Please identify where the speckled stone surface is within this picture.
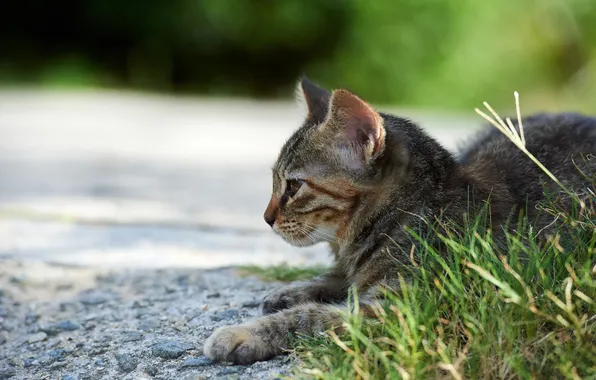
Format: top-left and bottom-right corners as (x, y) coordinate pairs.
(0, 261), (294, 380)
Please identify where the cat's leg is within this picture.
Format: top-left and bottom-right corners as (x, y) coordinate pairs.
(205, 301), (371, 364)
(261, 270), (346, 315)
(205, 278), (389, 364)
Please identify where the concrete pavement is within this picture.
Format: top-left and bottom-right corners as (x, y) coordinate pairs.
(0, 89), (481, 268)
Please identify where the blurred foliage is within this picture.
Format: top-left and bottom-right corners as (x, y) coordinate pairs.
(1, 0), (596, 110)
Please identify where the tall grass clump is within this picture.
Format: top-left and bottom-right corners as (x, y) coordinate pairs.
(293, 95), (596, 379)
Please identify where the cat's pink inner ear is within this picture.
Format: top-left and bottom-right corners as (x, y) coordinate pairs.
(328, 90), (385, 161)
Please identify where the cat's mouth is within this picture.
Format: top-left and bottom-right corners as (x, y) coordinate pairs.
(273, 222), (330, 247)
(274, 230), (313, 247)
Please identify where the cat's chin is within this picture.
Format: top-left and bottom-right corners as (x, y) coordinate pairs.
(279, 234), (319, 247)
(273, 224), (335, 247)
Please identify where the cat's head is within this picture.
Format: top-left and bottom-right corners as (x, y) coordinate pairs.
(264, 78), (392, 246)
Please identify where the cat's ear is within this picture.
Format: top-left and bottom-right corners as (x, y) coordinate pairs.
(324, 89), (386, 169)
(295, 77), (331, 121)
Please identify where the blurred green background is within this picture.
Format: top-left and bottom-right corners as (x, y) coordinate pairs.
(2, 0), (596, 111)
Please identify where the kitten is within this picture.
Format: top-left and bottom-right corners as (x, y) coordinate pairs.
(204, 78), (596, 364)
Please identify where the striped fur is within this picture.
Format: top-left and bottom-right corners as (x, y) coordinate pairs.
(204, 78), (596, 364)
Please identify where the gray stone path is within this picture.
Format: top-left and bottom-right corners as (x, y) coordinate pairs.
(0, 260), (293, 379)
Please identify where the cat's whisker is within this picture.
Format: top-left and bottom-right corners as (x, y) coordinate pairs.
(305, 232), (319, 245)
(294, 224), (324, 244)
(296, 225), (326, 245)
(287, 224), (319, 245)
(300, 223), (342, 243)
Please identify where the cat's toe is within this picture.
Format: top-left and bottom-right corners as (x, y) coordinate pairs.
(262, 286), (313, 314)
(262, 294), (292, 315)
(204, 325), (274, 365)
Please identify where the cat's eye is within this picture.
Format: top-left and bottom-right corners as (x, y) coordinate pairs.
(285, 179), (304, 197)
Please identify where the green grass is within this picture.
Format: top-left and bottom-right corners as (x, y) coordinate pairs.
(292, 200), (595, 379)
(238, 263), (328, 282)
(288, 99), (596, 379)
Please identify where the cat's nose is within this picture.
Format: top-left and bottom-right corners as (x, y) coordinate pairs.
(264, 214), (275, 227)
(263, 196), (280, 228)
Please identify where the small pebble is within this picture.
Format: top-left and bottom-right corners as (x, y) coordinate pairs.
(151, 340), (192, 359)
(84, 314), (100, 322)
(40, 320), (81, 335)
(27, 332), (47, 344)
(59, 302), (77, 312)
(131, 300), (152, 309)
(138, 319), (160, 331)
(121, 331), (143, 342)
(179, 373), (205, 380)
(84, 323), (96, 331)
(144, 365), (158, 376)
(88, 346), (108, 356)
(0, 332), (7, 345)
(164, 286), (176, 294)
(56, 320), (82, 331)
(211, 309), (239, 322)
(206, 292), (220, 299)
(9, 276), (25, 285)
(115, 353), (138, 373)
(219, 366), (246, 375)
(241, 300), (261, 308)
(80, 293), (109, 306)
(135, 309), (153, 318)
(25, 313), (39, 325)
(37, 349), (68, 365)
(176, 274), (190, 286)
(181, 356), (212, 368)
(49, 361), (68, 369)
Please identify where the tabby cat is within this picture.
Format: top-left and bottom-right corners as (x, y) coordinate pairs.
(204, 77), (596, 364)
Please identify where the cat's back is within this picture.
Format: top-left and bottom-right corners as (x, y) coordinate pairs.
(457, 112), (596, 202)
(459, 113), (596, 160)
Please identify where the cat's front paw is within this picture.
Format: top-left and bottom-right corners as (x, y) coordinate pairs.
(204, 324), (276, 364)
(262, 284), (314, 315)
